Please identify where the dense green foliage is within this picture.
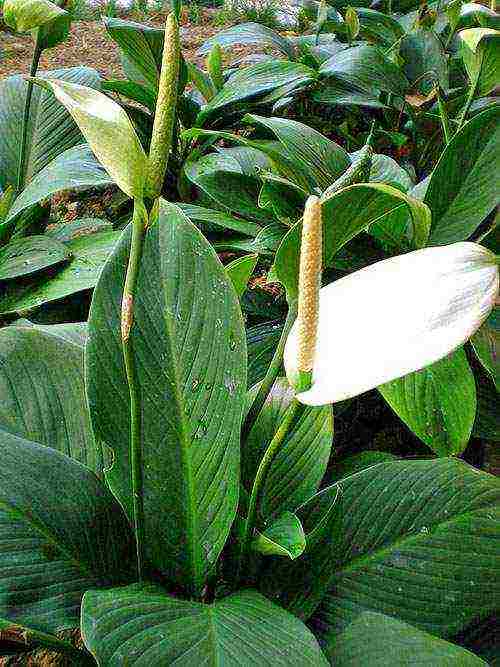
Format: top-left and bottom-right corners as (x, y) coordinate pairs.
(0, 0), (498, 663)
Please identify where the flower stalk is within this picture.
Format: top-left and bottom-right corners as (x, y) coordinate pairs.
(17, 36), (43, 192)
(121, 197), (148, 580)
(146, 12), (181, 199)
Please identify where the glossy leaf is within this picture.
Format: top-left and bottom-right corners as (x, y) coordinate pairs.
(285, 243), (498, 405)
(400, 31), (448, 94)
(460, 28), (500, 96)
(0, 67), (101, 192)
(273, 183), (431, 300)
(0, 325), (102, 471)
(328, 612), (487, 666)
(82, 586), (327, 666)
(0, 430), (134, 633)
(264, 458), (500, 631)
(247, 319), (284, 388)
(244, 114), (351, 191)
(327, 451), (398, 484)
(102, 79), (156, 112)
(3, 144), (112, 227)
(356, 7), (405, 46)
(244, 378), (333, 519)
(252, 512), (306, 559)
(0, 235), (70, 280)
(226, 254), (258, 297)
(177, 203), (260, 237)
(103, 17), (164, 92)
(198, 22), (294, 58)
(9, 318), (87, 347)
(0, 229), (120, 314)
(33, 78), (148, 198)
(3, 0), (66, 33)
(426, 106), (500, 244)
(86, 202), (246, 592)
(379, 347), (476, 456)
(198, 61), (317, 121)
(45, 217), (112, 243)
(471, 308), (499, 390)
(319, 44), (409, 97)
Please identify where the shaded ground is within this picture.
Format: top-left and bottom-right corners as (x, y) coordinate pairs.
(0, 8), (225, 79)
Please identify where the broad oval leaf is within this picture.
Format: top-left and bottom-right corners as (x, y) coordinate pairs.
(285, 243), (498, 405)
(426, 105), (500, 244)
(263, 458), (500, 636)
(0, 326), (102, 471)
(86, 201), (246, 593)
(0, 67), (101, 192)
(399, 31), (448, 94)
(33, 78), (148, 199)
(319, 44), (409, 97)
(0, 430), (134, 633)
(198, 61), (317, 122)
(4, 144), (113, 227)
(328, 612), (487, 666)
(244, 378), (333, 519)
(0, 229), (121, 315)
(247, 319), (284, 388)
(460, 28), (500, 96)
(244, 114), (351, 191)
(178, 203), (261, 237)
(0, 235), (70, 280)
(252, 511), (306, 559)
(81, 586), (327, 666)
(379, 347), (476, 456)
(198, 22), (294, 58)
(3, 0), (66, 33)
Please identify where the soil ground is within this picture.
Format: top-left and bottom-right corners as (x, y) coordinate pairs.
(0, 8), (227, 80)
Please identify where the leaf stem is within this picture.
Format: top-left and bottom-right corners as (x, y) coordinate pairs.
(456, 78), (477, 134)
(436, 85), (451, 145)
(241, 301), (297, 442)
(16, 38), (43, 192)
(121, 197), (148, 581)
(237, 398), (301, 583)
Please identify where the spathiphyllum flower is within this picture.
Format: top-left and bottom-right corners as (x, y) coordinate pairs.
(285, 242), (499, 406)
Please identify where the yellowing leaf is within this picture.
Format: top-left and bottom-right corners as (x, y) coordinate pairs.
(32, 79), (148, 199)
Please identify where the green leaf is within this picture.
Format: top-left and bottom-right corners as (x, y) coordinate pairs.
(273, 183), (430, 299)
(399, 30), (449, 94)
(177, 203), (261, 237)
(252, 512), (306, 559)
(0, 229), (120, 314)
(102, 79), (156, 112)
(225, 254), (258, 297)
(327, 451), (398, 483)
(2, 0), (66, 33)
(0, 67), (101, 192)
(328, 612), (488, 666)
(45, 216), (112, 243)
(313, 82), (387, 109)
(307, 458), (500, 637)
(198, 22), (294, 58)
(244, 378), (333, 519)
(86, 201), (247, 592)
(356, 7), (405, 47)
(9, 318), (87, 347)
(0, 325), (102, 471)
(367, 153), (413, 192)
(3, 145), (112, 227)
(319, 44), (409, 97)
(460, 28), (500, 96)
(82, 586), (327, 665)
(244, 114), (351, 191)
(0, 235), (70, 280)
(199, 61), (317, 122)
(187, 62), (216, 102)
(103, 17), (164, 93)
(473, 368), (499, 440)
(247, 319), (284, 388)
(471, 308), (499, 390)
(33, 78), (148, 199)
(0, 429), (134, 632)
(379, 347), (476, 456)
(426, 105), (500, 244)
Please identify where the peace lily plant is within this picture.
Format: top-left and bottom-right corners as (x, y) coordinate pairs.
(0, 7), (498, 666)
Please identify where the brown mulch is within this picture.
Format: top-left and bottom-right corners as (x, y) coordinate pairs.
(0, 8), (226, 80)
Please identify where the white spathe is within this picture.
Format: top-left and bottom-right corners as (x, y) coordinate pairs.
(284, 242), (499, 406)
